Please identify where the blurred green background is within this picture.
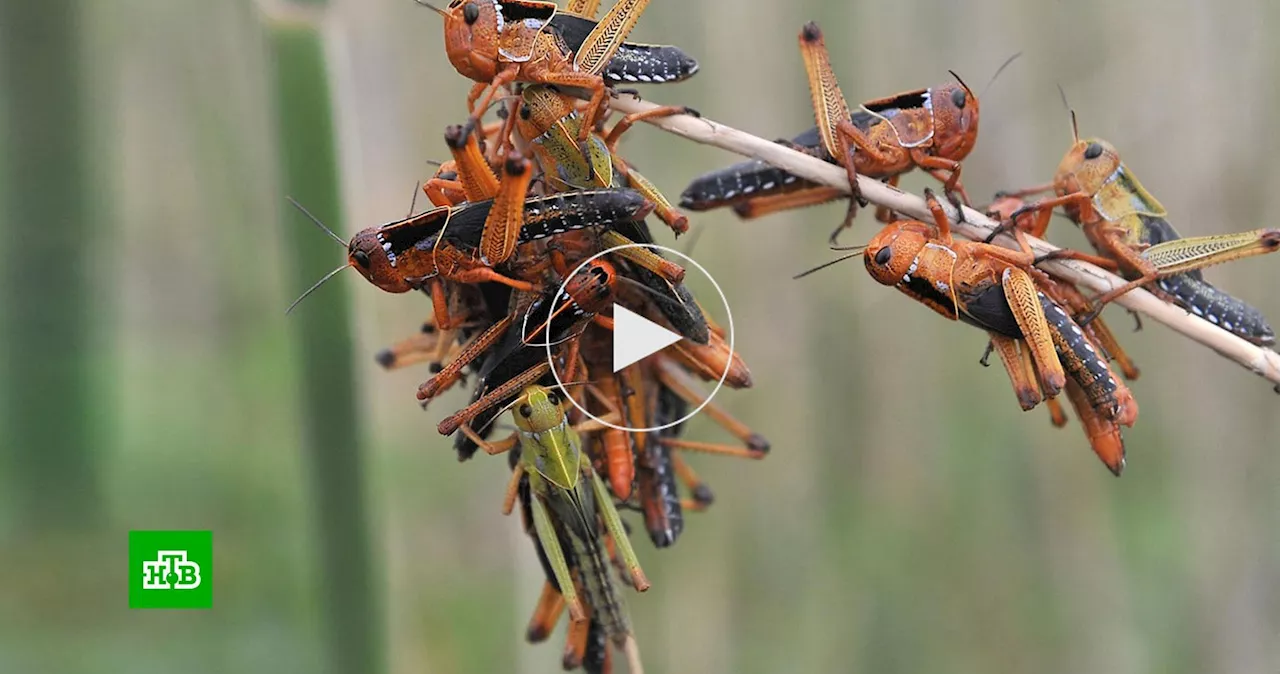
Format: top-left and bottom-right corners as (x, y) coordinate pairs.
(3, 1), (1280, 672)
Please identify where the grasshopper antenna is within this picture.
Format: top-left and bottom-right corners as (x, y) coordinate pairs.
(948, 70), (973, 98)
(980, 52), (1022, 99)
(286, 264), (349, 315)
(407, 181), (422, 217)
(1056, 84), (1079, 142)
(287, 196), (347, 248)
(793, 251), (864, 280)
(476, 394), (532, 434)
(413, 0), (449, 18)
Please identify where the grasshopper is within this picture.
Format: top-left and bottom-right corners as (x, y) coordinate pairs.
(682, 22), (996, 243)
(514, 82), (697, 235)
(993, 117), (1280, 344)
(476, 384), (647, 673)
(420, 0), (660, 145)
(863, 189), (1137, 474)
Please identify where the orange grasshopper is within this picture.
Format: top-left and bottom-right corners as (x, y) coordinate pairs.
(860, 189), (1137, 474)
(682, 22), (1008, 243)
(419, 0), (657, 147)
(298, 164), (655, 327)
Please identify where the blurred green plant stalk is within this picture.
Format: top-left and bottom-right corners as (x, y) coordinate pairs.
(0, 0), (102, 532)
(266, 4), (384, 673)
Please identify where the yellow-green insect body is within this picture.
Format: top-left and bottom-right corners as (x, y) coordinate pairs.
(518, 85), (615, 191)
(512, 385), (649, 653)
(1050, 136), (1277, 344)
(1089, 159), (1167, 236)
(515, 83), (687, 235)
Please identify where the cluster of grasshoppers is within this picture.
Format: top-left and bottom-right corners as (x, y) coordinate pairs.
(285, 5), (1280, 669)
(291, 1), (763, 671)
(684, 21), (1280, 477)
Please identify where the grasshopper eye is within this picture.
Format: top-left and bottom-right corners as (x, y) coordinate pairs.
(950, 88), (967, 109)
(874, 246), (893, 266)
(545, 391), (560, 406)
(519, 403), (533, 418)
(463, 3), (480, 24)
(1084, 142), (1103, 160)
(519, 104), (532, 120)
(352, 250), (372, 269)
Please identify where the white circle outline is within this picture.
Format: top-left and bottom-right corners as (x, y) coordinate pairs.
(545, 242), (735, 433)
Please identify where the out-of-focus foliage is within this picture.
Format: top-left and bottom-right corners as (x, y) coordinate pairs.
(2, 1), (1278, 673)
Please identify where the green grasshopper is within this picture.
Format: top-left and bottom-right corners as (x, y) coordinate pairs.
(515, 82), (695, 235)
(467, 384), (647, 673)
(989, 122), (1280, 344)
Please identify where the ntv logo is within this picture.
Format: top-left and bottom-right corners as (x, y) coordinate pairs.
(142, 550), (202, 590)
(129, 530), (213, 609)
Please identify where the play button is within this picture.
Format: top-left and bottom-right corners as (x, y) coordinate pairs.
(545, 242), (735, 433)
(612, 304), (684, 372)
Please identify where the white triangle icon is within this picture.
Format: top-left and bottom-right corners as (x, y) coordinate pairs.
(612, 304), (683, 373)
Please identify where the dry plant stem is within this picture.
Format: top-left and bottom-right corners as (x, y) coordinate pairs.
(608, 93), (1280, 388)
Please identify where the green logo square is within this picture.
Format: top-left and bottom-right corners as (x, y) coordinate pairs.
(129, 530), (213, 609)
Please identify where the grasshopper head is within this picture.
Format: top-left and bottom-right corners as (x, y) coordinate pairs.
(863, 220), (934, 288)
(516, 85), (576, 140)
(1054, 137), (1121, 200)
(514, 386), (581, 492)
(930, 79), (979, 161)
(431, 0), (500, 83)
(562, 259), (617, 315)
(347, 228), (415, 293)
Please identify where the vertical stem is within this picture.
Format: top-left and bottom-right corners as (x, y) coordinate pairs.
(267, 16), (383, 674)
(0, 0), (101, 530)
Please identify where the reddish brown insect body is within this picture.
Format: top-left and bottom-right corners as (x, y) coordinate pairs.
(681, 21), (983, 242)
(426, 0), (652, 147)
(863, 190), (1137, 474)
